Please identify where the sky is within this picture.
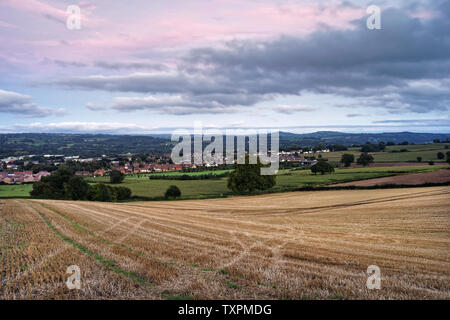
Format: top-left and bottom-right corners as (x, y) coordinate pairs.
(0, 0), (449, 134)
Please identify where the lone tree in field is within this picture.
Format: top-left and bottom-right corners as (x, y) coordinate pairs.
(227, 156), (276, 194)
(110, 170), (125, 184)
(340, 154), (355, 167)
(446, 151), (450, 163)
(165, 185), (181, 199)
(311, 160), (335, 175)
(357, 153), (374, 167)
(417, 156), (422, 162)
(437, 152), (445, 160)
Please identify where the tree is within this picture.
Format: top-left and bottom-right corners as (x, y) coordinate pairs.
(340, 154), (355, 167)
(446, 151), (450, 163)
(227, 157), (276, 194)
(417, 156), (422, 162)
(311, 161), (335, 175)
(30, 165), (88, 200)
(165, 185), (181, 199)
(357, 153), (374, 166)
(437, 152), (445, 160)
(110, 170), (124, 184)
(64, 176), (89, 200)
(360, 142), (385, 153)
(38, 166), (74, 199)
(30, 181), (54, 199)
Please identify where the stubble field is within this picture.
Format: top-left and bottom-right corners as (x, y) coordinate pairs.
(1, 187), (449, 300)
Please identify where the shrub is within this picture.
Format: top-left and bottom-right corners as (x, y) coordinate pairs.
(437, 152), (445, 160)
(87, 183), (112, 202)
(165, 185), (181, 199)
(417, 156), (422, 162)
(115, 186), (132, 201)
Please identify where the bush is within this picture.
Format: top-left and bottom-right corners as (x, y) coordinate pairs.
(87, 183), (112, 202)
(437, 152), (445, 160)
(110, 170), (125, 184)
(165, 185), (181, 199)
(428, 161), (435, 165)
(87, 183), (132, 202)
(311, 161), (335, 175)
(115, 186), (132, 201)
(417, 156), (422, 162)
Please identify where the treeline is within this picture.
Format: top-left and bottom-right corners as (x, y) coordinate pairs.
(30, 166), (132, 202)
(149, 172), (229, 180)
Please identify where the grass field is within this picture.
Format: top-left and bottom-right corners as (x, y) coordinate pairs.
(1, 165), (447, 199)
(322, 143), (449, 163)
(1, 187), (449, 299)
(86, 165), (446, 199)
(0, 184), (33, 198)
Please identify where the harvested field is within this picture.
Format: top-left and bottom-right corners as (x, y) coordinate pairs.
(333, 169), (450, 187)
(350, 162), (448, 167)
(1, 187), (449, 300)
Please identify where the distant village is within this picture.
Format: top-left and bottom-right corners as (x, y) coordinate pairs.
(0, 149), (323, 185)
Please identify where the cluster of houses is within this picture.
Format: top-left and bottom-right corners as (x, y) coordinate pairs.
(0, 171), (51, 185)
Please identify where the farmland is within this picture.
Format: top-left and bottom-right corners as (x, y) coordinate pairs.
(1, 187), (449, 299)
(0, 184), (33, 198)
(323, 143), (449, 163)
(80, 165), (448, 199)
(1, 165), (447, 199)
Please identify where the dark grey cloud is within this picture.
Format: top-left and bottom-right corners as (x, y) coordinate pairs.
(0, 89), (66, 117)
(373, 119), (450, 125)
(55, 1), (450, 114)
(86, 93), (267, 115)
(346, 113), (365, 118)
(94, 61), (169, 71)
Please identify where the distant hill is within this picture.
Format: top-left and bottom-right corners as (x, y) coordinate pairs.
(278, 131), (450, 148)
(0, 133), (172, 158)
(0, 131), (449, 158)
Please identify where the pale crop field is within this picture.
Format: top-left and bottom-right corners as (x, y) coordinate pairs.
(1, 187), (449, 300)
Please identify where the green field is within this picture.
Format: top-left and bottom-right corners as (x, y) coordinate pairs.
(1, 163), (448, 200)
(84, 165), (446, 200)
(0, 184), (33, 198)
(143, 169), (233, 177)
(322, 143), (449, 163)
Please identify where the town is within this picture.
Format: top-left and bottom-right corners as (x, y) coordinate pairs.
(0, 149), (321, 184)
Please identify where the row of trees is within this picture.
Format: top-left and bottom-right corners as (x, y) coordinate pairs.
(340, 153), (374, 167)
(149, 172), (229, 180)
(30, 166), (132, 201)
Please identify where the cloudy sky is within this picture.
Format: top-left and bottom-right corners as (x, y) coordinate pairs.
(0, 0), (449, 134)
